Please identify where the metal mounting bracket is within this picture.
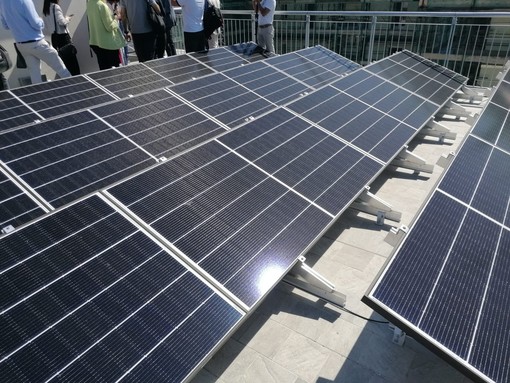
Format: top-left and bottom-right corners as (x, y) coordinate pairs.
(350, 186), (402, 225)
(284, 256), (346, 307)
(391, 147), (434, 174)
(437, 151), (455, 168)
(384, 225), (409, 247)
(419, 119), (457, 143)
(436, 100), (470, 119)
(389, 324), (406, 346)
(451, 86), (485, 104)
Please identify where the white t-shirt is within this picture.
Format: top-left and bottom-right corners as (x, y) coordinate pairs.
(177, 0), (205, 32)
(258, 0), (275, 25)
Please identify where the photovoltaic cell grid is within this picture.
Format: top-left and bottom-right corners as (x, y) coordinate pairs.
(92, 88), (227, 159)
(0, 47), (358, 227)
(189, 47), (250, 71)
(0, 168), (47, 230)
(169, 73), (276, 127)
(0, 48), (462, 382)
(288, 50), (466, 163)
(363, 65), (510, 383)
(0, 75), (117, 133)
(0, 195), (243, 383)
(86, 63), (173, 99)
(0, 111), (156, 209)
(107, 134), (334, 309)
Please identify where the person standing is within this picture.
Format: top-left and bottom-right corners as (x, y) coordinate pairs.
(207, 0), (221, 49)
(42, 0), (80, 75)
(253, 0), (275, 54)
(160, 0), (177, 56)
(171, 0), (206, 53)
(87, 0), (126, 70)
(0, 0), (71, 85)
(120, 0), (160, 62)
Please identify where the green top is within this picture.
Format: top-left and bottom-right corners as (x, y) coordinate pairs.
(87, 0), (125, 50)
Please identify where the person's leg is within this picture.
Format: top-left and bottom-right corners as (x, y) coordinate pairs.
(155, 32), (166, 59)
(257, 29), (267, 51)
(265, 26), (275, 53)
(15, 43), (43, 84)
(92, 45), (121, 70)
(32, 39), (71, 79)
(184, 31), (206, 53)
(132, 32), (157, 62)
(165, 28), (176, 56)
(209, 31), (219, 49)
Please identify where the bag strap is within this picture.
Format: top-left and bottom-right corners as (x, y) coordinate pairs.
(53, 5), (57, 34)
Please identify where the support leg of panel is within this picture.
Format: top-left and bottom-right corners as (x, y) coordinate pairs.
(436, 151), (456, 169)
(418, 119), (457, 143)
(436, 100), (471, 120)
(451, 86), (485, 104)
(349, 186), (402, 225)
(391, 147), (434, 174)
(284, 256), (346, 307)
(389, 324), (406, 346)
(384, 225), (409, 247)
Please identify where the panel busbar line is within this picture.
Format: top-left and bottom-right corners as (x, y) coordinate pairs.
(0, 194), (243, 383)
(363, 65), (510, 383)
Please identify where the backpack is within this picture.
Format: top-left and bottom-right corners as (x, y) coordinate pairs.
(203, 0), (223, 40)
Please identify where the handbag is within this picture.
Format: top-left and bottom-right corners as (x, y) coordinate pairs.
(0, 44), (12, 73)
(147, 0), (165, 33)
(51, 5), (80, 75)
(13, 43), (27, 69)
(51, 6), (73, 49)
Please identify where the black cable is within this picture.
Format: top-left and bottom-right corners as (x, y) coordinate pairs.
(337, 306), (389, 324)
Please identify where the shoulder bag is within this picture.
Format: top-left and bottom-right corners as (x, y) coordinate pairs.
(147, 0), (166, 33)
(0, 44), (12, 73)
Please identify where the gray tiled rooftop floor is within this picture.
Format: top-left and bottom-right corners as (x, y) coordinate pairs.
(192, 104), (481, 383)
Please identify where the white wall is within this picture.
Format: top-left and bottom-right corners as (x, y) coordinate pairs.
(0, 0), (98, 88)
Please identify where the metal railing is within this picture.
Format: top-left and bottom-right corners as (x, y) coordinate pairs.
(173, 10), (510, 87)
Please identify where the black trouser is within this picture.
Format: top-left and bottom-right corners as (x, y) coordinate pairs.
(132, 31), (157, 62)
(184, 30), (206, 53)
(91, 45), (120, 70)
(165, 28), (176, 56)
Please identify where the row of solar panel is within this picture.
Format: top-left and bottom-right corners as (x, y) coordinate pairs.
(0, 44), (357, 132)
(0, 49), (466, 382)
(364, 67), (510, 382)
(0, 45), (360, 230)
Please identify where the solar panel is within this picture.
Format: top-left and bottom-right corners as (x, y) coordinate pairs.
(10, 76), (116, 119)
(92, 89), (227, 159)
(363, 65), (510, 383)
(106, 137), (334, 309)
(0, 194), (243, 382)
(288, 51), (466, 163)
(0, 90), (42, 132)
(86, 64), (172, 99)
(169, 73), (275, 127)
(223, 61), (312, 105)
(0, 168), (47, 230)
(143, 54), (214, 83)
(266, 52), (342, 89)
(0, 111), (156, 208)
(0, 47), (463, 382)
(189, 47), (249, 71)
